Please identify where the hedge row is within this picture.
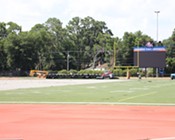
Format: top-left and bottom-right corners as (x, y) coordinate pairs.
(49, 68), (142, 77)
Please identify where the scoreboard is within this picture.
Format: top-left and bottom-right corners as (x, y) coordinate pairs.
(133, 46), (166, 68)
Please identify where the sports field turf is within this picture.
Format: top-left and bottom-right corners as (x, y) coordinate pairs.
(0, 79), (175, 105)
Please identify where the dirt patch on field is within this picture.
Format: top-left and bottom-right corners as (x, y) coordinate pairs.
(0, 77), (124, 91)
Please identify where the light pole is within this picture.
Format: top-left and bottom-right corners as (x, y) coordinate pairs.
(155, 11), (160, 43)
(155, 11), (160, 77)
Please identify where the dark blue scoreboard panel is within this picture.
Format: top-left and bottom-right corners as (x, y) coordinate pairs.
(133, 47), (166, 68)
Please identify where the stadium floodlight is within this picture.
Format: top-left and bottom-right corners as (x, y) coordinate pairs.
(155, 11), (160, 77)
(155, 11), (160, 42)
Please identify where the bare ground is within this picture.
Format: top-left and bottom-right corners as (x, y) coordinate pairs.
(0, 77), (123, 91)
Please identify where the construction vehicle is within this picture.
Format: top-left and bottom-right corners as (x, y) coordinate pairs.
(29, 70), (48, 78)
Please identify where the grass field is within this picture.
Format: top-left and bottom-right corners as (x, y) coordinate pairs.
(0, 79), (175, 105)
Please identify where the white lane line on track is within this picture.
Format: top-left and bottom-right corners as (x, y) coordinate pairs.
(0, 101), (175, 106)
(150, 137), (175, 140)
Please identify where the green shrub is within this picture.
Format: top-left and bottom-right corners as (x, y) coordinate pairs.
(77, 69), (103, 75)
(58, 69), (69, 75)
(129, 68), (138, 76)
(112, 69), (123, 76)
(69, 69), (78, 74)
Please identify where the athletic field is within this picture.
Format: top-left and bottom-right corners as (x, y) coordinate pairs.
(0, 78), (175, 140)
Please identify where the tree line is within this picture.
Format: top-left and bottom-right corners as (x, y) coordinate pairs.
(0, 16), (175, 75)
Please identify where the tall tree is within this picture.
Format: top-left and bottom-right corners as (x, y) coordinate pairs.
(0, 22), (7, 39)
(163, 29), (175, 73)
(44, 18), (67, 70)
(29, 24), (52, 70)
(120, 32), (136, 65)
(66, 16), (113, 70)
(66, 17), (83, 70)
(3, 22), (22, 70)
(0, 22), (7, 70)
(6, 22), (21, 34)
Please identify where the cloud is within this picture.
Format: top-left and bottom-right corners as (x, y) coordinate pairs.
(0, 0), (175, 40)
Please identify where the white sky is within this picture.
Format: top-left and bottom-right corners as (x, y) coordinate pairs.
(0, 0), (174, 41)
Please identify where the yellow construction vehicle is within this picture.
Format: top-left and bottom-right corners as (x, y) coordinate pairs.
(29, 70), (48, 78)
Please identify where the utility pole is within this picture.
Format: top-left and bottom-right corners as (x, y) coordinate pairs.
(113, 41), (117, 67)
(67, 51), (70, 71)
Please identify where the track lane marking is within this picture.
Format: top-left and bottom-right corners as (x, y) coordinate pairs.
(0, 101), (175, 106)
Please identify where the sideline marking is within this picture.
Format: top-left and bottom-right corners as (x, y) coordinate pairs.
(118, 92), (157, 102)
(0, 101), (175, 106)
(150, 137), (175, 140)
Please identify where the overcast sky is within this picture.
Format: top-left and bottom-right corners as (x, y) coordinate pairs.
(0, 0), (174, 41)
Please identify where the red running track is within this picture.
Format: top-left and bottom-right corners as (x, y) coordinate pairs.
(0, 104), (175, 140)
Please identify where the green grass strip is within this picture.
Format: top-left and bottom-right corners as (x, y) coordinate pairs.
(0, 79), (175, 104)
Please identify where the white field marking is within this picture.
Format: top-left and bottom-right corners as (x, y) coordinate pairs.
(0, 101), (175, 106)
(110, 86), (149, 94)
(118, 92), (157, 102)
(110, 90), (134, 93)
(86, 86), (97, 89)
(129, 87), (149, 91)
(150, 137), (175, 140)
